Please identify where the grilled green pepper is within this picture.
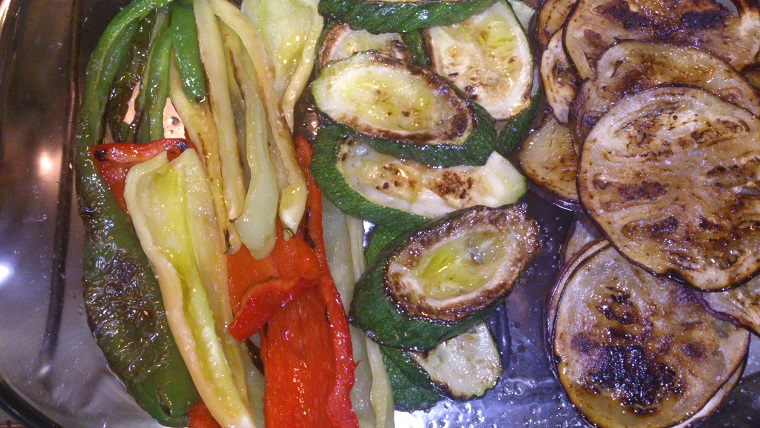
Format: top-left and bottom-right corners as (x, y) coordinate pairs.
(75, 0), (198, 425)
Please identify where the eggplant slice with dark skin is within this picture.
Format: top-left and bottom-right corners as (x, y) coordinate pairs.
(540, 30), (581, 125)
(578, 86), (760, 291)
(699, 276), (760, 336)
(564, 0), (760, 80)
(551, 241), (750, 428)
(570, 40), (760, 147)
(535, 0), (578, 49)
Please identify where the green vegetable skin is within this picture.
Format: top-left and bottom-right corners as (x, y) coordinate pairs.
(318, 0), (496, 33)
(75, 0), (198, 425)
(380, 346), (443, 412)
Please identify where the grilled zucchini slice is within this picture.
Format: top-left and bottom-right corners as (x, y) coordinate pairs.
(570, 41), (760, 146)
(380, 345), (443, 412)
(516, 115), (579, 208)
(311, 50), (497, 166)
(540, 30), (580, 125)
(578, 86), (760, 291)
(350, 205), (539, 350)
(312, 125), (525, 221)
(564, 0), (760, 80)
(423, 0), (534, 122)
(317, 21), (411, 69)
(551, 241), (749, 428)
(318, 0), (495, 34)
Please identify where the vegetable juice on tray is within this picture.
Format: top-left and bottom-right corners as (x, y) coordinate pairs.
(73, 0), (760, 426)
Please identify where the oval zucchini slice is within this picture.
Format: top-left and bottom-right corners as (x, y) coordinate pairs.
(551, 241), (750, 428)
(578, 86), (760, 291)
(516, 115), (579, 208)
(350, 204), (539, 350)
(410, 322), (502, 400)
(318, 0), (495, 34)
(423, 0), (534, 122)
(311, 50), (496, 166)
(564, 0), (760, 80)
(317, 22), (411, 70)
(570, 41), (760, 146)
(314, 128), (526, 220)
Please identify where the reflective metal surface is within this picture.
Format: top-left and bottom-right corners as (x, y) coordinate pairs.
(0, 1), (759, 427)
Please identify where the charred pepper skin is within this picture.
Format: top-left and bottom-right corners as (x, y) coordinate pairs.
(75, 0), (198, 425)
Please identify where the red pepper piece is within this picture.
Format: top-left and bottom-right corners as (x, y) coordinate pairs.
(90, 139), (193, 212)
(186, 399), (222, 428)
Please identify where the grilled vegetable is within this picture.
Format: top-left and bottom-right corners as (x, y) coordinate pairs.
(317, 21), (411, 69)
(564, 0), (760, 80)
(318, 0), (495, 34)
(75, 1), (199, 424)
(350, 205), (539, 350)
(578, 86), (760, 291)
(410, 322), (502, 400)
(534, 0), (576, 48)
(516, 115), (579, 209)
(551, 241), (750, 428)
(311, 125), (526, 226)
(423, 0), (534, 122)
(311, 50), (497, 166)
(380, 345), (443, 411)
(539, 30), (580, 125)
(493, 69), (540, 156)
(570, 41), (760, 146)
(699, 277), (760, 336)
(560, 214), (601, 264)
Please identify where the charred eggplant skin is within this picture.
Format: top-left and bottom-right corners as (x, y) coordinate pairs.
(318, 0), (496, 34)
(75, 0), (198, 425)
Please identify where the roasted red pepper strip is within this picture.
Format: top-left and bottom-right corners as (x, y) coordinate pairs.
(186, 399), (222, 428)
(90, 138), (192, 211)
(228, 137), (358, 428)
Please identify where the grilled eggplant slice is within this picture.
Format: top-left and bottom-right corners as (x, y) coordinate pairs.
(317, 22), (411, 69)
(540, 30), (581, 125)
(743, 64), (760, 90)
(570, 41), (760, 146)
(535, 0), (577, 48)
(564, 0), (760, 80)
(561, 215), (602, 264)
(350, 205), (540, 350)
(700, 277), (760, 336)
(578, 86), (760, 291)
(552, 241), (750, 428)
(423, 0), (534, 122)
(311, 50), (497, 166)
(517, 115), (579, 208)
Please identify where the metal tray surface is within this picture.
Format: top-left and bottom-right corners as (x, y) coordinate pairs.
(0, 0), (759, 426)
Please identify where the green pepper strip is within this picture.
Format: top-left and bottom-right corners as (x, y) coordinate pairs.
(106, 12), (154, 143)
(135, 10), (174, 143)
(75, 0), (199, 425)
(171, 1), (207, 102)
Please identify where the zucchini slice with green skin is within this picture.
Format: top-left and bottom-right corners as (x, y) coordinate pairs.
(350, 204), (539, 350)
(317, 21), (411, 70)
(380, 345), (443, 411)
(494, 70), (539, 157)
(423, 0), (533, 122)
(410, 322), (502, 400)
(312, 125), (526, 222)
(318, 0), (496, 34)
(311, 50), (497, 166)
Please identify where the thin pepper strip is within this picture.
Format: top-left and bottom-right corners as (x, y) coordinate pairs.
(74, 0), (198, 425)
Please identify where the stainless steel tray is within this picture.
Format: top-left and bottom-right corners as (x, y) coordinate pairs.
(0, 0), (758, 426)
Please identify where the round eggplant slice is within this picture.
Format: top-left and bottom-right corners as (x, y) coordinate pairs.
(564, 0), (760, 80)
(570, 41), (760, 146)
(743, 64), (760, 90)
(578, 86), (760, 291)
(317, 22), (411, 70)
(552, 242), (750, 428)
(700, 276), (760, 335)
(535, 0), (578, 48)
(424, 0), (534, 121)
(540, 30), (581, 125)
(517, 115), (580, 207)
